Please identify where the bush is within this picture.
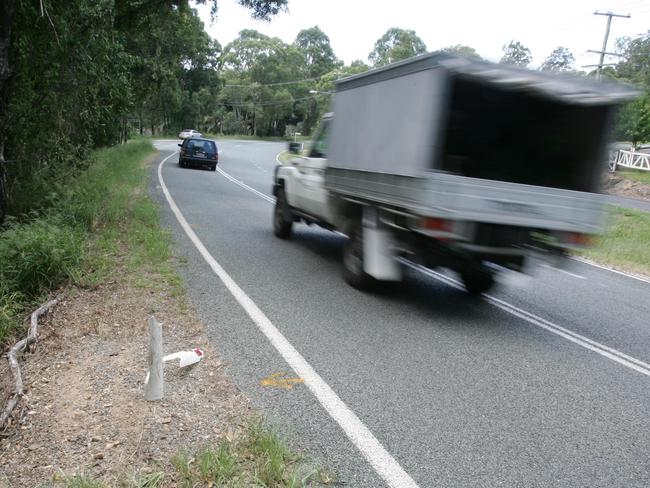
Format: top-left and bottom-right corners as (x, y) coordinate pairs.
(0, 140), (154, 345)
(0, 283), (25, 344)
(0, 216), (84, 297)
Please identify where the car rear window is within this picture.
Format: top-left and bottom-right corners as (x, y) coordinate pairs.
(186, 140), (216, 152)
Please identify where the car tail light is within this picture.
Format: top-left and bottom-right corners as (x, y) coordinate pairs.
(212, 154), (218, 161)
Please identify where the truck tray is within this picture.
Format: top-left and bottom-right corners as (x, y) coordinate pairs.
(325, 168), (605, 233)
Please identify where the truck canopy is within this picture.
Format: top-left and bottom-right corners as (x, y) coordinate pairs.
(329, 52), (637, 192)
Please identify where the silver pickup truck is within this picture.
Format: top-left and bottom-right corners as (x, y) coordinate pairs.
(273, 53), (637, 294)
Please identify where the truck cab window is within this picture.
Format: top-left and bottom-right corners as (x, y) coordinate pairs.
(310, 121), (330, 158)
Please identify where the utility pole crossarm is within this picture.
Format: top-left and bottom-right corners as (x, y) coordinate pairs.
(594, 11), (631, 19)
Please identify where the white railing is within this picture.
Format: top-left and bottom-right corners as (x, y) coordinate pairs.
(611, 149), (650, 172)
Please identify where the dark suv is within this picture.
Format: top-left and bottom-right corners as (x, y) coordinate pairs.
(178, 138), (218, 171)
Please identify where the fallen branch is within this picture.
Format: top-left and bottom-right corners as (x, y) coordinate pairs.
(0, 298), (59, 429)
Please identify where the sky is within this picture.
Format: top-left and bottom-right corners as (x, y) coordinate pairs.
(196, 0), (650, 69)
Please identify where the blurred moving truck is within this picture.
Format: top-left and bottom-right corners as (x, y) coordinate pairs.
(273, 53), (637, 294)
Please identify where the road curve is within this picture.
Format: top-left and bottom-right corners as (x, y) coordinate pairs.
(151, 139), (650, 488)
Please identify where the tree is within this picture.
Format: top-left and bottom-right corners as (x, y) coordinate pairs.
(440, 45), (483, 60)
(616, 31), (650, 87)
(368, 28), (427, 67)
(294, 26), (340, 78)
(613, 94), (650, 145)
(0, 0), (289, 218)
(612, 32), (650, 144)
(499, 40), (532, 68)
(541, 47), (575, 72)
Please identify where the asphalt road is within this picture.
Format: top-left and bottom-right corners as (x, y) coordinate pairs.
(151, 139), (650, 488)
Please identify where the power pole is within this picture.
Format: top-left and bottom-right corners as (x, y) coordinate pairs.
(587, 11), (630, 80)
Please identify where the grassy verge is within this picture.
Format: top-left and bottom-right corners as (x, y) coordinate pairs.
(55, 420), (330, 488)
(277, 150), (294, 164)
(0, 141), (156, 343)
(615, 169), (650, 185)
(579, 206), (650, 276)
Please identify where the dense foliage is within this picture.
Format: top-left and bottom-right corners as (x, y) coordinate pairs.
(609, 32), (650, 145)
(0, 0), (286, 218)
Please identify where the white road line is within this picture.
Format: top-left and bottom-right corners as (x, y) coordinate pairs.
(158, 152), (420, 488)
(216, 167), (274, 203)
(211, 152), (650, 379)
(571, 256), (650, 285)
(400, 260), (650, 378)
(540, 263), (586, 280)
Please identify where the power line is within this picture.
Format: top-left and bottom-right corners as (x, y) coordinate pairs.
(224, 76), (321, 88)
(219, 94), (319, 107)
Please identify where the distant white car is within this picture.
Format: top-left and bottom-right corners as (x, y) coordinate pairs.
(178, 129), (202, 140)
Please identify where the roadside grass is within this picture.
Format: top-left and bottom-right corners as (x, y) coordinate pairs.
(54, 420), (331, 488)
(0, 141), (155, 343)
(579, 206), (650, 276)
(277, 150), (294, 164)
(170, 419), (330, 488)
(277, 145), (312, 164)
(614, 169), (650, 185)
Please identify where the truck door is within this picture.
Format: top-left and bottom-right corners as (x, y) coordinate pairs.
(294, 120), (331, 220)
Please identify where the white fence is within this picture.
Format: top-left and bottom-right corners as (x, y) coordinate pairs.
(610, 149), (650, 172)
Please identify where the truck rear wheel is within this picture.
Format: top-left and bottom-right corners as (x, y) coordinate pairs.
(273, 188), (293, 239)
(460, 268), (495, 296)
(342, 225), (375, 290)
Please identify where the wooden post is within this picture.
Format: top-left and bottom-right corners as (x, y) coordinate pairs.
(144, 316), (163, 401)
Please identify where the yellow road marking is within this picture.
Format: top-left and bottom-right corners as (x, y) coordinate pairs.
(260, 372), (304, 390)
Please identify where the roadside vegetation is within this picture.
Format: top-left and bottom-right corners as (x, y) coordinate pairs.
(614, 169), (650, 185)
(0, 140), (156, 344)
(580, 206), (650, 276)
(54, 420), (329, 488)
(0, 140), (327, 486)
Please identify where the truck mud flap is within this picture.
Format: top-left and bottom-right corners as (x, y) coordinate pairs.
(362, 207), (402, 281)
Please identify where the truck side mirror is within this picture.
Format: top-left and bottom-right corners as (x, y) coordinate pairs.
(288, 142), (302, 154)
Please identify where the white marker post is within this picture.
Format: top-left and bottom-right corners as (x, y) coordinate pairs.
(144, 316), (163, 401)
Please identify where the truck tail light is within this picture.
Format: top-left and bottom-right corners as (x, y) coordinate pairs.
(564, 232), (592, 246)
(421, 217), (452, 232)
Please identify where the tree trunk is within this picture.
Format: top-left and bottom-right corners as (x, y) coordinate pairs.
(0, 0), (16, 161)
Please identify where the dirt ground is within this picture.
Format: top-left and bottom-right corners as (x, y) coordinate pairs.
(602, 172), (650, 201)
(0, 272), (252, 487)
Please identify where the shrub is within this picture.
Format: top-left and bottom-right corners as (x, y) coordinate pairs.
(0, 216), (84, 297)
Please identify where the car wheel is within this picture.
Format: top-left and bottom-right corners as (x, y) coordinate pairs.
(273, 188), (293, 239)
(460, 267), (495, 295)
(342, 223), (375, 290)
(210, 164), (216, 171)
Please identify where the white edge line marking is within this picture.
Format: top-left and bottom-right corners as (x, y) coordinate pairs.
(400, 260), (650, 378)
(539, 263), (586, 280)
(571, 256), (650, 285)
(211, 156), (650, 379)
(158, 152), (420, 488)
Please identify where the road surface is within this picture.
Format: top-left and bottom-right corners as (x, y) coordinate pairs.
(151, 139), (650, 488)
